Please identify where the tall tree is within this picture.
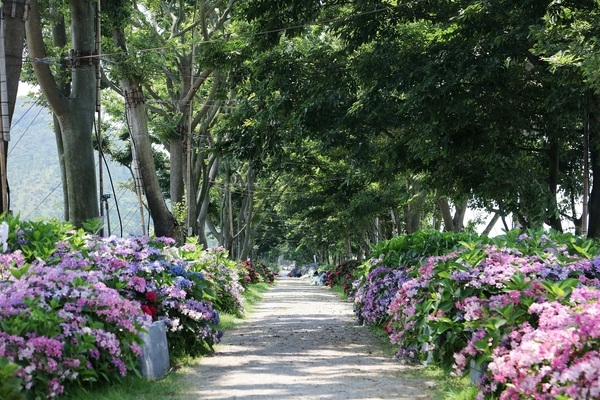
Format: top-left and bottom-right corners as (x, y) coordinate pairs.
(531, 0), (600, 237)
(25, 0), (99, 226)
(1, 0), (29, 213)
(103, 0), (178, 238)
(101, 0), (237, 244)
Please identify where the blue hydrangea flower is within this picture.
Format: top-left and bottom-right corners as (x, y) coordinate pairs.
(169, 265), (187, 277)
(188, 271), (205, 281)
(174, 276), (193, 289)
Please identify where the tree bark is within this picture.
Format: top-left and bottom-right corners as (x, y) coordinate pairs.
(123, 86), (177, 238)
(482, 212), (501, 236)
(1, 1), (29, 213)
(546, 136), (563, 232)
(452, 198), (468, 231)
(170, 132), (185, 208)
(238, 166), (255, 260)
(111, 27), (177, 238)
(587, 95), (600, 238)
(196, 155), (220, 248)
(50, 10), (69, 220)
(25, 0), (99, 227)
(437, 197), (455, 232)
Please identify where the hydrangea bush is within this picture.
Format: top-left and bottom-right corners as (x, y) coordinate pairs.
(0, 253), (151, 398)
(324, 260), (361, 295)
(352, 231), (479, 328)
(350, 229), (600, 399)
(0, 216), (250, 398)
(239, 260), (262, 286)
(483, 286), (600, 399)
(352, 261), (410, 325)
(388, 234), (600, 364)
(237, 260), (276, 287)
(82, 235), (226, 358)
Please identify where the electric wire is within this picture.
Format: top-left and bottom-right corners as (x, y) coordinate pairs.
(8, 104), (45, 156)
(94, 118), (126, 237)
(12, 5), (382, 231)
(21, 6), (392, 67)
(102, 141), (124, 237)
(23, 181), (61, 220)
(9, 99), (38, 129)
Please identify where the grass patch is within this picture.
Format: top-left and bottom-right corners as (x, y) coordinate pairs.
(63, 281), (273, 400)
(330, 284), (349, 300)
(217, 282), (271, 330)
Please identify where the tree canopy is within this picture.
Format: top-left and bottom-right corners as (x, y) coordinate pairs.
(12, 0), (600, 264)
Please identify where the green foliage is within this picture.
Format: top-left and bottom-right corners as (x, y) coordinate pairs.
(5, 215), (71, 262)
(368, 231), (488, 270)
(0, 357), (25, 400)
(82, 218), (104, 235)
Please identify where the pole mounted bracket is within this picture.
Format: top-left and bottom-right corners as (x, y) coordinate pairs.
(66, 49), (98, 69)
(1, 0), (31, 21)
(124, 87), (146, 107)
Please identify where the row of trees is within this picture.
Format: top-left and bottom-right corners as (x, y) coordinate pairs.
(3, 0), (600, 264)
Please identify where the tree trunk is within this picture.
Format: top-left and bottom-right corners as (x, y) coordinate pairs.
(482, 212), (501, 236)
(197, 156), (220, 248)
(238, 166), (255, 260)
(546, 136), (563, 232)
(1, 1), (29, 213)
(437, 197), (455, 231)
(111, 27), (177, 238)
(221, 167), (233, 253)
(25, 0), (99, 227)
(437, 197), (468, 232)
(123, 86), (177, 238)
(452, 198), (468, 231)
(50, 10), (69, 220)
(3, 2), (27, 119)
(587, 95), (600, 238)
(170, 136), (185, 208)
(403, 202), (421, 234)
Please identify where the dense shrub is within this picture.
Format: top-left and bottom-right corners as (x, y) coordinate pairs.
(352, 262), (410, 325)
(353, 231), (482, 327)
(257, 262), (276, 283)
(368, 230), (486, 270)
(324, 260), (361, 294)
(349, 229), (600, 398)
(0, 356), (24, 400)
(0, 216), (248, 398)
(0, 253), (151, 398)
(239, 260), (262, 286)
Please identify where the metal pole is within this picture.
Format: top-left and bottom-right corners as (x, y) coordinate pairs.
(101, 194), (111, 236)
(95, 0), (105, 234)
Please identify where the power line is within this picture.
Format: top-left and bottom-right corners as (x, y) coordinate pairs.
(9, 104), (46, 156)
(23, 181), (62, 220)
(10, 99), (39, 129)
(21, 6), (392, 67)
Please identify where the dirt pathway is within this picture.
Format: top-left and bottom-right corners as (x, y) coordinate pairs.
(173, 276), (438, 400)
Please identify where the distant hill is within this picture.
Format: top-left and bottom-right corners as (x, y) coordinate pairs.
(8, 96), (146, 236)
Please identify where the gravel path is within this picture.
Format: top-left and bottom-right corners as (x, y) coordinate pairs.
(173, 276), (438, 400)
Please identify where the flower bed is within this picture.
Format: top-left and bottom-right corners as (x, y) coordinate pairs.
(0, 216), (252, 399)
(349, 229), (600, 399)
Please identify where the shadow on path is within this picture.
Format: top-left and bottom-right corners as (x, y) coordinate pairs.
(172, 277), (437, 400)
